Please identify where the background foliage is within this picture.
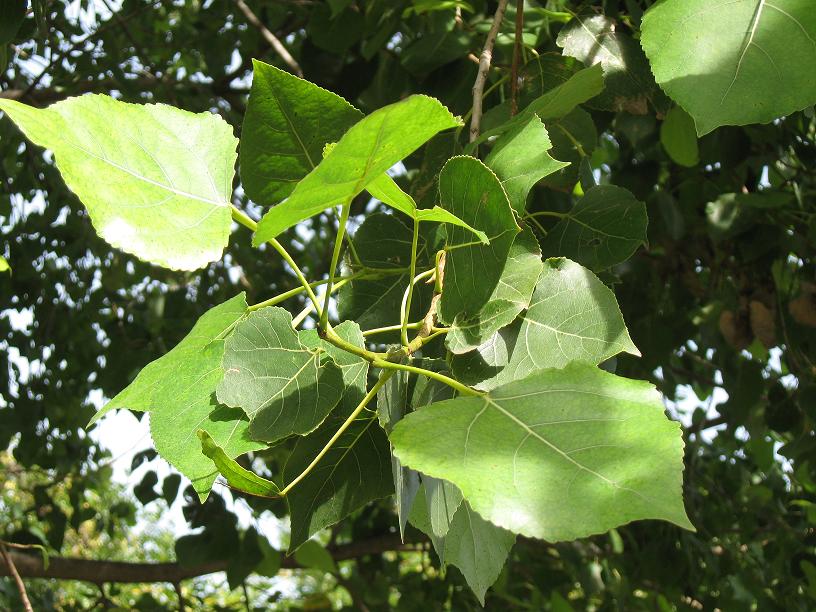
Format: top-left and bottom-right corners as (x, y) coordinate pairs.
(1, 0), (815, 609)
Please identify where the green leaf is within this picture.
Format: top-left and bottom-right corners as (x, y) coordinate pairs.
(0, 0), (26, 44)
(424, 476), (463, 540)
(378, 369), (420, 540)
(452, 258), (639, 390)
(445, 501), (515, 605)
(240, 60), (363, 205)
(284, 410), (394, 551)
(217, 307), (344, 443)
(293, 540), (337, 573)
(198, 430), (280, 497)
(338, 213), (437, 332)
(472, 64), (604, 147)
(445, 227), (543, 354)
(408, 479), (514, 603)
(438, 156), (520, 326)
(641, 0), (816, 135)
(0, 255), (8, 273)
(299, 320), (369, 413)
(366, 173), (488, 244)
(557, 13), (659, 114)
(0, 95), (236, 270)
(253, 95), (462, 242)
(660, 106), (699, 167)
(89, 295), (262, 501)
(485, 116), (569, 214)
(401, 29), (472, 74)
(391, 361), (695, 542)
(538, 185), (648, 271)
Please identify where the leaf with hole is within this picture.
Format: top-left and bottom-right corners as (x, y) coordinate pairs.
(538, 185), (647, 271)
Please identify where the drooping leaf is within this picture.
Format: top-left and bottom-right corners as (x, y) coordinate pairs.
(445, 227), (543, 354)
(366, 172), (488, 244)
(538, 185), (648, 271)
(641, 0), (816, 135)
(452, 258), (639, 390)
(240, 59), (363, 205)
(472, 64), (605, 147)
(338, 213), (438, 332)
(217, 307), (344, 443)
(438, 156), (520, 325)
(485, 115), (569, 214)
(378, 368), (420, 540)
(424, 476), (463, 541)
(660, 106), (700, 167)
(391, 361), (695, 541)
(284, 403), (394, 551)
(253, 95), (461, 242)
(557, 13), (660, 114)
(198, 430), (280, 497)
(0, 95), (236, 270)
(444, 501), (516, 605)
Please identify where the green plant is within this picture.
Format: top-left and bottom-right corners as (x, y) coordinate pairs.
(2, 0), (814, 605)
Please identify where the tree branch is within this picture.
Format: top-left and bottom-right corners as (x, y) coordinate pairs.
(0, 541), (33, 612)
(233, 0), (303, 77)
(469, 0), (510, 142)
(0, 536), (421, 585)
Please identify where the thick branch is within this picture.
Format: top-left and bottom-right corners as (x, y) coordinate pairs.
(469, 0), (510, 142)
(233, 0), (303, 77)
(1, 536), (419, 585)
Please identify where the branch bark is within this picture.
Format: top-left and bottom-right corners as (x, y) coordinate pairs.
(0, 542), (33, 612)
(0, 536), (420, 585)
(469, 0), (510, 142)
(233, 0), (303, 77)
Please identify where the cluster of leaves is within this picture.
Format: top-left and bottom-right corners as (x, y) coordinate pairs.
(2, 0), (816, 609)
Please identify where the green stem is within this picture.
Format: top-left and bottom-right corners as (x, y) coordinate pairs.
(324, 327), (389, 361)
(524, 210), (566, 220)
(321, 201), (352, 331)
(280, 370), (396, 496)
(363, 322), (422, 337)
(402, 219), (421, 346)
(372, 358), (481, 397)
(230, 205), (323, 316)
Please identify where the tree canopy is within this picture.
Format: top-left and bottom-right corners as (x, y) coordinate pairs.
(1, 1), (815, 610)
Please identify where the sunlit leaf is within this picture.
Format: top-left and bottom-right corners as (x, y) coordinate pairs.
(254, 95), (461, 242)
(641, 0), (816, 135)
(391, 361), (695, 541)
(0, 95), (236, 270)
